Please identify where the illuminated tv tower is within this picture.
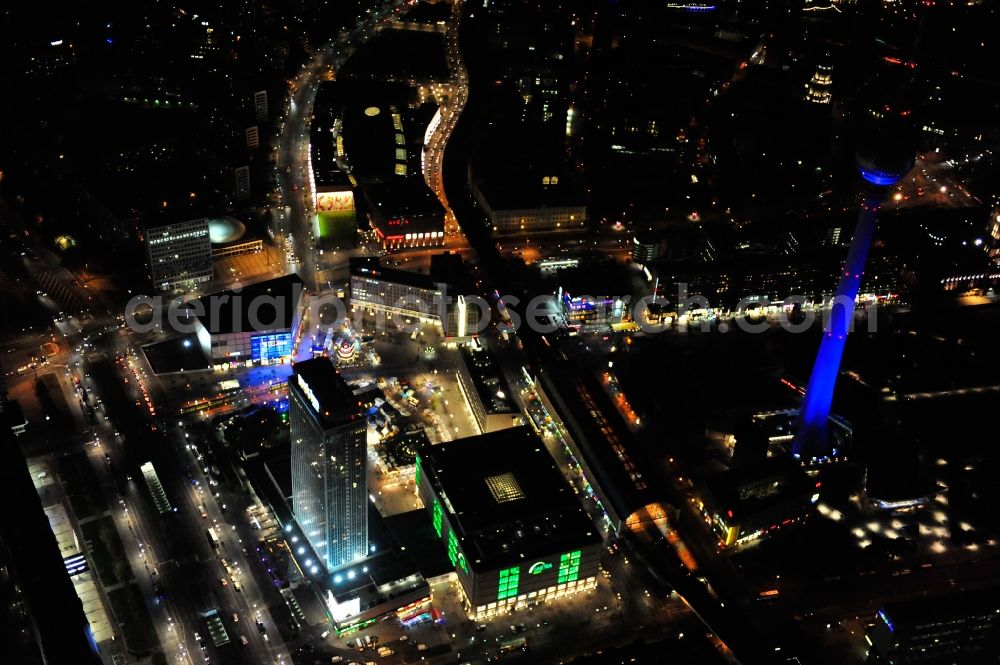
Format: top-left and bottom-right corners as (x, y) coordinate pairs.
(793, 122), (914, 461)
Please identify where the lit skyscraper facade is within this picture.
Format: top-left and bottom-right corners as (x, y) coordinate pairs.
(290, 358), (368, 570)
(146, 218), (213, 291)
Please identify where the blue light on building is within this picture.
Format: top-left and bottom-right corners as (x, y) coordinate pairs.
(878, 609), (895, 633)
(251, 332), (292, 362)
(859, 166), (907, 187)
(794, 200), (879, 458)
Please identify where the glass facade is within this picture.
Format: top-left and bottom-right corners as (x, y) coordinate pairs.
(289, 378), (368, 571)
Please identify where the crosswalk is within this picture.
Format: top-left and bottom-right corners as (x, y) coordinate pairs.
(32, 269), (87, 312)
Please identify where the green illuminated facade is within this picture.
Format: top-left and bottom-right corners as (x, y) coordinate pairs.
(432, 498), (444, 537)
(558, 550), (582, 584)
(413, 428), (603, 619)
(497, 566), (520, 601)
(315, 209), (356, 249)
(448, 529), (469, 573)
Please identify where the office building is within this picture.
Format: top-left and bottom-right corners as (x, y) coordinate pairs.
(339, 96), (442, 250)
(415, 427), (603, 619)
(362, 179), (445, 251)
(631, 234), (665, 264)
(557, 262), (635, 329)
(867, 589), (1000, 663)
(235, 165), (251, 199)
(694, 457), (815, 550)
(472, 173), (587, 235)
(0, 415), (102, 665)
(290, 357), (369, 571)
(146, 218), (214, 291)
(308, 83), (358, 250)
(241, 435), (438, 636)
(456, 343), (520, 434)
(184, 273), (305, 369)
(349, 255), (480, 341)
(253, 89), (268, 122)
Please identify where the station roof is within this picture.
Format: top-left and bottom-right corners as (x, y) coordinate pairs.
(538, 364), (654, 528)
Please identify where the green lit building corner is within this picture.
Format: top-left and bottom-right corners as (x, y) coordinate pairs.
(414, 427), (604, 619)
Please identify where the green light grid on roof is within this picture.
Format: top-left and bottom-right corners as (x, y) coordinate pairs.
(557, 550), (582, 584)
(432, 498), (444, 538)
(414, 455), (421, 487)
(497, 565), (520, 601)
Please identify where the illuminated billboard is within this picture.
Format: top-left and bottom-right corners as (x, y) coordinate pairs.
(314, 189), (356, 248)
(326, 590), (361, 623)
(251, 332), (292, 362)
(496, 551), (582, 602)
(316, 189), (354, 212)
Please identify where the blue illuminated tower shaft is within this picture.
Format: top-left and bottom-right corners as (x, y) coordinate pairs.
(793, 194), (881, 458)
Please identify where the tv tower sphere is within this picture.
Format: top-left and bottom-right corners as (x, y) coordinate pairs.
(855, 120), (915, 187)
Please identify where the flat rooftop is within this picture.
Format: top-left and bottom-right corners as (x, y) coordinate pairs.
(460, 345), (517, 415)
(703, 457), (812, 521)
(879, 587), (1000, 628)
(337, 28), (448, 82)
(419, 427), (601, 572)
(557, 261), (635, 299)
(310, 83), (351, 189)
(350, 257), (438, 291)
(341, 102), (406, 181)
(383, 509), (453, 581)
(429, 252), (475, 294)
(291, 357), (363, 428)
(350, 253), (474, 293)
(364, 177), (445, 224)
(141, 334), (211, 374)
(478, 176), (586, 211)
(184, 273), (303, 335)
